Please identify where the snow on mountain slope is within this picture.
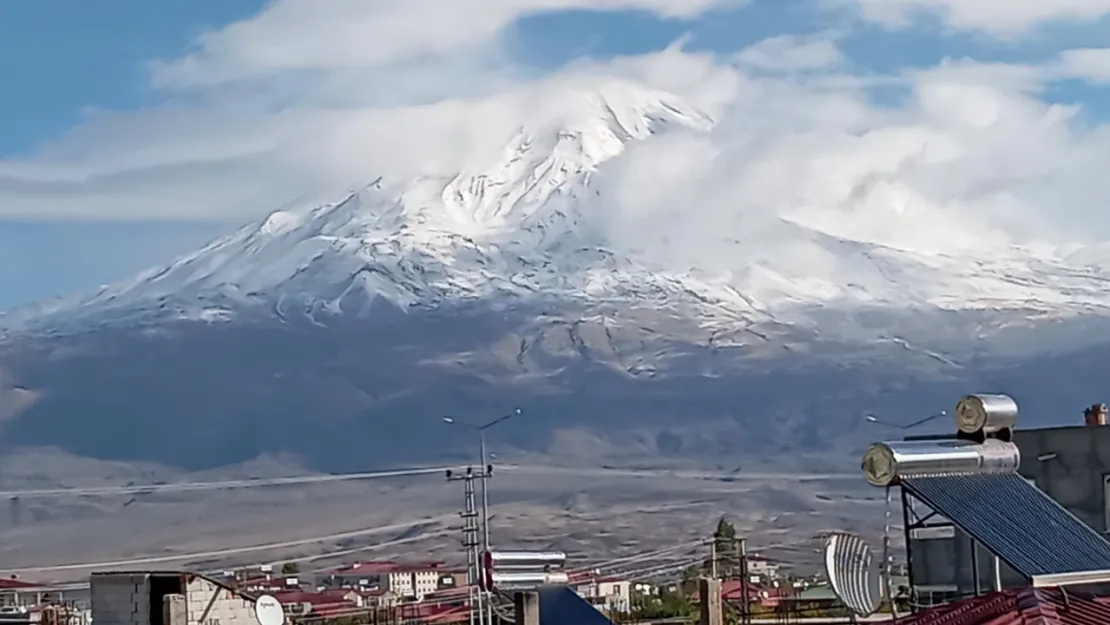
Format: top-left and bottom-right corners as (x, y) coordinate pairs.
(702, 216), (1110, 315)
(8, 80), (1110, 338)
(1, 83), (768, 333)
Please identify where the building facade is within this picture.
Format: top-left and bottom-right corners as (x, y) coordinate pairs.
(0, 578), (62, 610)
(90, 572), (259, 625)
(317, 562), (457, 601)
(746, 556), (781, 581)
(571, 575), (632, 613)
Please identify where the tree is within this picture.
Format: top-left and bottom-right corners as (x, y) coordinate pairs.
(681, 564), (701, 594)
(710, 517), (738, 579)
(631, 588), (693, 620)
(281, 562), (299, 575)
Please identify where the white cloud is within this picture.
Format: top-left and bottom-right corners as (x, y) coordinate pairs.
(1057, 47), (1110, 82)
(839, 0), (1110, 36)
(735, 34), (844, 72)
(151, 0), (746, 89)
(0, 0), (746, 221)
(0, 52), (737, 222)
(5, 0), (1110, 279)
(588, 56), (1110, 265)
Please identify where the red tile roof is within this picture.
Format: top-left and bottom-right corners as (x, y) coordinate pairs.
(311, 604), (359, 618)
(0, 578), (51, 590)
(320, 561), (447, 575)
(273, 590), (355, 607)
(897, 588), (1110, 625)
(689, 580), (761, 602)
(423, 586), (472, 600)
(402, 603), (470, 624)
(236, 575), (298, 590)
(271, 591), (364, 619)
(567, 571), (629, 585)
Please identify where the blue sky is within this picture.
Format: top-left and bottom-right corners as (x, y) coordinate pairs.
(0, 0), (264, 309)
(3, 0), (1110, 310)
(0, 1), (266, 155)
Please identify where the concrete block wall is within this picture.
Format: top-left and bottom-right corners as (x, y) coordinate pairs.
(91, 574), (151, 625)
(164, 594), (186, 625)
(1016, 426), (1110, 532)
(184, 576), (256, 625)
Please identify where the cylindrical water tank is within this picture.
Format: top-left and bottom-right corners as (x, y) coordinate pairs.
(955, 394), (1018, 435)
(484, 551), (566, 570)
(861, 438), (1020, 487)
(488, 571), (570, 590)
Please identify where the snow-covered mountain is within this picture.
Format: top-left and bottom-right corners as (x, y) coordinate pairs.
(9, 80), (1110, 341)
(5, 81), (1110, 472)
(10, 82), (1110, 344)
(2, 83), (766, 333)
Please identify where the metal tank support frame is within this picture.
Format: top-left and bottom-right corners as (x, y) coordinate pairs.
(866, 393), (1110, 612)
(899, 480), (980, 607)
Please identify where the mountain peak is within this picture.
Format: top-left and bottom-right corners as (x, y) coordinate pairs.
(1, 82), (731, 332)
(440, 82), (714, 232)
(17, 77), (1110, 340)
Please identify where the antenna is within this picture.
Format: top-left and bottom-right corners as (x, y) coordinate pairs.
(824, 532), (882, 617)
(254, 595), (285, 625)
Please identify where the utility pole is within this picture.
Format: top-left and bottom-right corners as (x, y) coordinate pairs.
(513, 591), (540, 625)
(710, 538), (718, 579)
(447, 467), (491, 625)
(479, 430), (492, 553)
(444, 408), (523, 625)
(444, 408), (522, 555)
(738, 538), (750, 625)
(698, 578), (722, 625)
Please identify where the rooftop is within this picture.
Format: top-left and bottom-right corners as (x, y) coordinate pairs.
(897, 587), (1110, 625)
(320, 561), (448, 576)
(90, 570), (258, 602)
(273, 590), (354, 606)
(0, 578), (52, 591)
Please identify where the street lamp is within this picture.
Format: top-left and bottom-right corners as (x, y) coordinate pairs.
(444, 408), (523, 625)
(865, 410), (947, 431)
(443, 407), (523, 552)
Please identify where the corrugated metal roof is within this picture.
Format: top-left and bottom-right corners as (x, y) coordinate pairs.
(896, 587), (1110, 624)
(902, 474), (1110, 578)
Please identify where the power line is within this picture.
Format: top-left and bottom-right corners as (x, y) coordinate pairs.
(498, 465), (857, 482)
(0, 465), (855, 499)
(33, 525), (460, 591)
(12, 517), (719, 578)
(575, 535), (797, 577)
(291, 528), (457, 569)
(0, 466), (452, 499)
(4, 515), (453, 574)
(576, 540), (707, 572)
(619, 559), (704, 582)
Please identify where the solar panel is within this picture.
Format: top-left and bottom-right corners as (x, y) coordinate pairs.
(902, 473), (1110, 579)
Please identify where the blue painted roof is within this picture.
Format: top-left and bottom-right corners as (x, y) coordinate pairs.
(538, 586), (615, 625)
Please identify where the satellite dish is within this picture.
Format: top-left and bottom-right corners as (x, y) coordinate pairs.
(254, 594), (285, 625)
(824, 532), (882, 617)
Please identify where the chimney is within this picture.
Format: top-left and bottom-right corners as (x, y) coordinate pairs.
(1084, 403), (1108, 426)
